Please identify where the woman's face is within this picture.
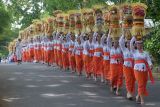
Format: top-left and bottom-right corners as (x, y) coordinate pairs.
(136, 42), (143, 50)
(104, 38), (107, 44)
(96, 12), (102, 18)
(126, 41), (130, 48)
(89, 35), (93, 41)
(71, 34), (75, 41)
(97, 34), (101, 42)
(88, 32), (93, 40)
(84, 36), (88, 41)
(77, 37), (81, 44)
(113, 41), (118, 48)
(30, 38), (33, 43)
(63, 38), (67, 42)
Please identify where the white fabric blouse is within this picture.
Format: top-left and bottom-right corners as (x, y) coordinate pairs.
(73, 42), (83, 55)
(119, 35), (133, 67)
(130, 36), (153, 71)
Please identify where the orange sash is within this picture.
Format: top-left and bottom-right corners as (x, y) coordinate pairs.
(110, 54), (122, 59)
(104, 52), (110, 56)
(62, 48), (68, 52)
(124, 58), (134, 67)
(111, 54), (123, 63)
(69, 45), (74, 53)
(69, 45), (74, 49)
(95, 48), (103, 52)
(77, 48), (83, 55)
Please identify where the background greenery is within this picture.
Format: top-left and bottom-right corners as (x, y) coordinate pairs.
(0, 0), (160, 64)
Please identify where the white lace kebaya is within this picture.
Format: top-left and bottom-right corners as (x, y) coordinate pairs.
(107, 35), (122, 64)
(130, 36), (152, 72)
(119, 35), (133, 68)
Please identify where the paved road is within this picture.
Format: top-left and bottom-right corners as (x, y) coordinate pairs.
(0, 63), (159, 107)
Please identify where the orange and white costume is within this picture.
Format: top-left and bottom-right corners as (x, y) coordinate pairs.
(44, 39), (48, 63)
(92, 33), (103, 79)
(22, 47), (26, 62)
(107, 36), (123, 88)
(28, 42), (34, 62)
(37, 41), (42, 62)
(101, 35), (111, 81)
(73, 38), (83, 74)
(62, 38), (69, 69)
(53, 34), (58, 65)
(119, 35), (135, 95)
(83, 38), (94, 77)
(130, 36), (154, 96)
(68, 37), (76, 72)
(41, 39), (45, 63)
(56, 36), (63, 67)
(46, 39), (53, 65)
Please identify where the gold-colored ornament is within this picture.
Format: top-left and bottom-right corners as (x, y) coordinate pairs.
(132, 3), (147, 41)
(109, 5), (121, 41)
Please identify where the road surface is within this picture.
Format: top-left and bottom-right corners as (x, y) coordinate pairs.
(0, 63), (159, 107)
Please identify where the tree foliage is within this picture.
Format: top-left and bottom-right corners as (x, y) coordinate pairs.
(0, 0), (11, 33)
(144, 25), (160, 64)
(0, 0), (12, 56)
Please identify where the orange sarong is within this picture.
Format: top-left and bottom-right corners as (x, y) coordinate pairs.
(69, 53), (76, 71)
(26, 51), (30, 62)
(54, 48), (58, 65)
(29, 48), (34, 62)
(93, 56), (103, 76)
(110, 54), (123, 88)
(43, 50), (46, 63)
(75, 54), (83, 73)
(41, 48), (44, 63)
(37, 49), (41, 62)
(62, 49), (69, 69)
(123, 66), (135, 94)
(47, 50), (52, 64)
(134, 70), (148, 96)
(51, 49), (54, 64)
(83, 55), (90, 74)
(57, 50), (62, 67)
(103, 52), (110, 80)
(110, 63), (123, 87)
(93, 48), (103, 76)
(134, 59), (154, 96)
(103, 60), (110, 80)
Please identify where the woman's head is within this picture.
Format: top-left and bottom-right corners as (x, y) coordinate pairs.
(95, 9), (103, 18)
(125, 40), (130, 48)
(113, 40), (119, 48)
(136, 41), (143, 50)
(104, 38), (107, 44)
(71, 32), (75, 41)
(83, 33), (89, 41)
(18, 39), (21, 42)
(88, 32), (93, 41)
(96, 33), (102, 42)
(77, 37), (81, 44)
(63, 37), (67, 42)
(30, 38), (33, 42)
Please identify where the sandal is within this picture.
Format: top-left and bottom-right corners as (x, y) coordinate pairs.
(141, 101), (145, 105)
(136, 95), (141, 104)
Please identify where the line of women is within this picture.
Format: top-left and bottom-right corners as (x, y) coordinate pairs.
(21, 29), (154, 105)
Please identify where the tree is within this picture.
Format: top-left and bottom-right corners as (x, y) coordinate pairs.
(144, 25), (160, 64)
(0, 0), (11, 34)
(43, 0), (105, 15)
(7, 0), (44, 29)
(0, 0), (12, 56)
